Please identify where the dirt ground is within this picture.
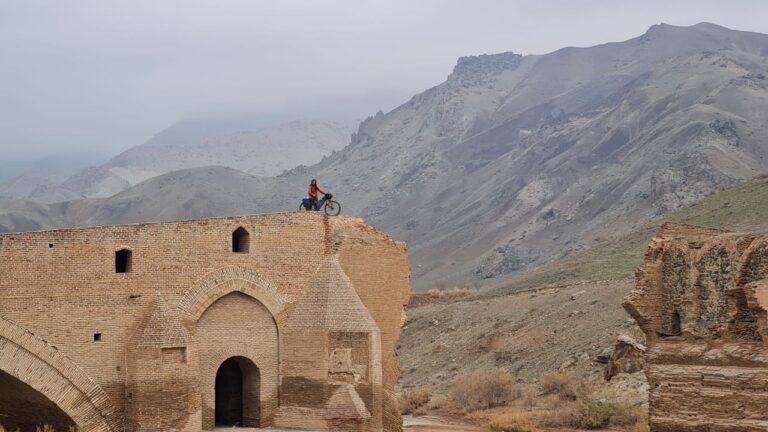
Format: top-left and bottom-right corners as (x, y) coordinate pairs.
(213, 416), (481, 431)
(398, 279), (641, 389)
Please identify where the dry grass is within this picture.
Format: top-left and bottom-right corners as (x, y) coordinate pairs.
(399, 387), (431, 414)
(487, 409), (539, 432)
(539, 371), (578, 401)
(571, 399), (615, 429)
(408, 287), (478, 307)
(444, 369), (646, 431)
(450, 368), (518, 412)
(634, 405), (650, 432)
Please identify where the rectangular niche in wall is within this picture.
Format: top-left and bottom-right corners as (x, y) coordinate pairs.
(161, 347), (187, 364)
(328, 332), (369, 382)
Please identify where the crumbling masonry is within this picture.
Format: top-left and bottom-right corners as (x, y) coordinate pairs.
(625, 222), (768, 431)
(0, 213), (409, 432)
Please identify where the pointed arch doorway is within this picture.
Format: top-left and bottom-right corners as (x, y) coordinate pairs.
(213, 357), (261, 427)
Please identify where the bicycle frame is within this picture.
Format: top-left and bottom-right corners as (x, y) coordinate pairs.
(314, 196), (329, 211)
(304, 196), (329, 211)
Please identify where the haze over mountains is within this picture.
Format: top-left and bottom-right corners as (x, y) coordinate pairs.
(0, 119), (352, 201)
(2, 22), (768, 290)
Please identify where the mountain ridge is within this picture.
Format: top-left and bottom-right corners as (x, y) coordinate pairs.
(2, 22), (768, 290)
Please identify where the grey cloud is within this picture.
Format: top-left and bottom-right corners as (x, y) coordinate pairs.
(1, 0), (767, 159)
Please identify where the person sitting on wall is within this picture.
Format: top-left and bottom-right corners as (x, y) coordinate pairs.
(307, 179), (326, 211)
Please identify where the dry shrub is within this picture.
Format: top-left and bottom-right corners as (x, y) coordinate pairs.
(399, 387), (431, 414)
(634, 404), (650, 432)
(520, 385), (538, 411)
(450, 368), (516, 411)
(538, 371), (578, 400)
(538, 401), (579, 428)
(611, 401), (643, 426)
(572, 399), (614, 429)
(488, 409), (539, 432)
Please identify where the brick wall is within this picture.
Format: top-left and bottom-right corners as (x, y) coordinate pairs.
(0, 212), (409, 432)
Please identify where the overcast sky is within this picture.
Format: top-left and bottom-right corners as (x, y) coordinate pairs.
(1, 0), (768, 160)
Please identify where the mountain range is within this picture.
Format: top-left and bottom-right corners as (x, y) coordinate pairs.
(0, 119), (352, 201)
(2, 22), (768, 290)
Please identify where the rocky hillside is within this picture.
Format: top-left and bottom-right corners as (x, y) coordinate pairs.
(55, 119), (352, 198)
(292, 22), (768, 289)
(2, 23), (768, 291)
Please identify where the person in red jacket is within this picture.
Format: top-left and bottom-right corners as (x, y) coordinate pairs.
(307, 179), (326, 210)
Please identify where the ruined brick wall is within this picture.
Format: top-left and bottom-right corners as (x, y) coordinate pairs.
(0, 212), (410, 432)
(625, 223), (768, 431)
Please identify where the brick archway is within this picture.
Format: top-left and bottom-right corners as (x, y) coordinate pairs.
(0, 316), (120, 432)
(178, 266), (289, 321)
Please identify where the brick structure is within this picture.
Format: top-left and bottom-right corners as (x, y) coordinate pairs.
(624, 223), (768, 431)
(0, 212), (409, 432)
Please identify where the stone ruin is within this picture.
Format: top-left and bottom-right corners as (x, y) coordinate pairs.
(0, 212), (410, 432)
(624, 222), (768, 431)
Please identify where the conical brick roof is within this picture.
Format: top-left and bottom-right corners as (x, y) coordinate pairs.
(287, 254), (378, 332)
(134, 294), (192, 347)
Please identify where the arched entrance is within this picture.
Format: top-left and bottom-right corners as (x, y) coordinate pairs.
(0, 316), (120, 432)
(0, 369), (75, 431)
(215, 356), (261, 427)
(196, 289), (277, 429)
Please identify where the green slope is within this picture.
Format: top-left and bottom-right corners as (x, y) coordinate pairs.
(490, 175), (768, 295)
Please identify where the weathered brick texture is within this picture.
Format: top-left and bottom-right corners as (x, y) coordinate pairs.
(625, 223), (768, 431)
(0, 212), (410, 432)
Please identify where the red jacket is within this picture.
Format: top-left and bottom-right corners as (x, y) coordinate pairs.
(308, 184), (325, 199)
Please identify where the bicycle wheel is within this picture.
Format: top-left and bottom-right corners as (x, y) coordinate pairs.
(324, 200), (341, 216)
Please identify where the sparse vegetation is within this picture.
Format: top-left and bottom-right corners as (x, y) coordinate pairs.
(487, 409), (539, 432)
(634, 405), (650, 432)
(572, 399), (614, 429)
(450, 368), (518, 411)
(442, 369), (646, 431)
(399, 387), (431, 414)
(539, 371), (578, 400)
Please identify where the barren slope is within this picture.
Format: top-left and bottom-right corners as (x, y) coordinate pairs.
(399, 176), (768, 390)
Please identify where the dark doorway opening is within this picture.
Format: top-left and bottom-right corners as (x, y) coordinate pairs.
(214, 356), (261, 427)
(215, 358), (243, 426)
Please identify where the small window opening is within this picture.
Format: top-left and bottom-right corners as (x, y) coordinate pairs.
(93, 333), (102, 342)
(232, 227), (250, 253)
(115, 249), (132, 273)
(48, 243), (54, 248)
